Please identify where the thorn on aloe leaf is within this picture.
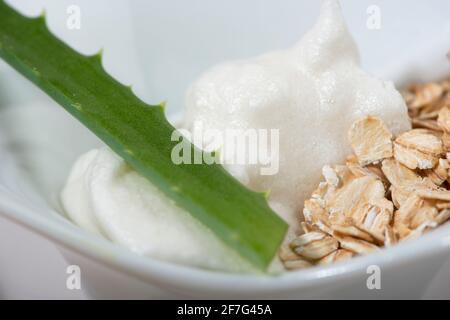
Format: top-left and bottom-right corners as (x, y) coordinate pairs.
(262, 190), (271, 199)
(38, 8), (46, 20)
(157, 100), (167, 113)
(89, 48), (104, 63)
(33, 9), (47, 27)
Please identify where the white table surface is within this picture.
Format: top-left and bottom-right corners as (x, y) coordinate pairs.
(0, 216), (86, 299)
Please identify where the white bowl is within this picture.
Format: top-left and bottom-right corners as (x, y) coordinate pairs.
(1, 0), (450, 299)
(1, 62), (450, 300)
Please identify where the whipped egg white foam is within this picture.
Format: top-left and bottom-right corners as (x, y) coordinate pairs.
(182, 0), (410, 229)
(61, 148), (257, 272)
(61, 0), (410, 271)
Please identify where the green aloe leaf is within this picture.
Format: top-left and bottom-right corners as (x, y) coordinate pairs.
(0, 1), (288, 270)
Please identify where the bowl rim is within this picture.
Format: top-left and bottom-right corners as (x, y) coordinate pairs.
(2, 188), (450, 296)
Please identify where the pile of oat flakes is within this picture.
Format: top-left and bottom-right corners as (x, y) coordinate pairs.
(281, 80), (450, 270)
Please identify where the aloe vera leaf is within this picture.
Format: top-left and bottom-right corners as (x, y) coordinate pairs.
(0, 1), (288, 270)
